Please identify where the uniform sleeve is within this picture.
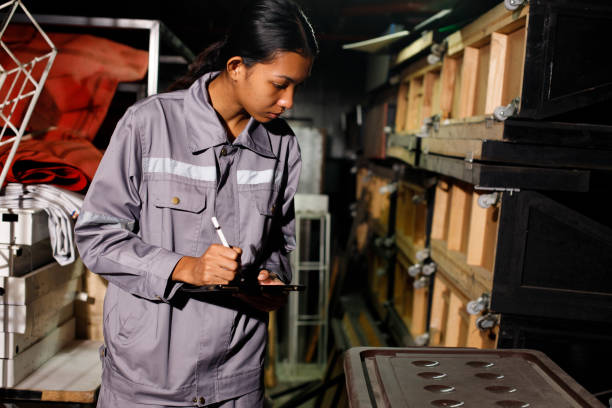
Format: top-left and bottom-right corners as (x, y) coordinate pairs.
(260, 137), (301, 283)
(74, 108), (183, 302)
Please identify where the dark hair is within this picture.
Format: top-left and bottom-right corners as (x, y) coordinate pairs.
(168, 0), (318, 91)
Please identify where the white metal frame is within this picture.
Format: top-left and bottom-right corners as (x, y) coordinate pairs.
(0, 0), (57, 190)
(287, 209), (331, 373)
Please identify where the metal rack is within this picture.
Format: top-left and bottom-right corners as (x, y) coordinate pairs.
(282, 194), (331, 380)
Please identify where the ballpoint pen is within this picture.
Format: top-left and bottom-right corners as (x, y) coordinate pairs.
(211, 217), (230, 247)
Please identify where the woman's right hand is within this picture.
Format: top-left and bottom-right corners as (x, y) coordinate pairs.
(171, 244), (242, 286)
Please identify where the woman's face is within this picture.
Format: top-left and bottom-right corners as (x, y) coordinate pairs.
(232, 51), (313, 123)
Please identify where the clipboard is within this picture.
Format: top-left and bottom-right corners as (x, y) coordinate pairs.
(181, 283), (305, 294)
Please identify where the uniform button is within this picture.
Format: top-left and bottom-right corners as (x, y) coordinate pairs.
(271, 204), (276, 212)
(220, 147), (227, 156)
(199, 396), (205, 404)
(192, 397), (197, 403)
(171, 196), (180, 205)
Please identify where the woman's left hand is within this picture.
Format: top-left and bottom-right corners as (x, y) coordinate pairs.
(235, 270), (288, 312)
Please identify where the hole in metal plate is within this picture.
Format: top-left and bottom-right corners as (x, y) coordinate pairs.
(475, 372), (505, 380)
(467, 361), (495, 368)
(425, 385), (455, 393)
(495, 401), (530, 407)
(486, 386), (518, 393)
(413, 360), (440, 367)
(430, 400), (465, 407)
(418, 372), (448, 380)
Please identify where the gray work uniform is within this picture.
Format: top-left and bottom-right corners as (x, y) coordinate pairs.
(75, 71), (301, 407)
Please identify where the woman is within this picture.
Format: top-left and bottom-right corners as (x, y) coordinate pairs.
(75, 0), (318, 406)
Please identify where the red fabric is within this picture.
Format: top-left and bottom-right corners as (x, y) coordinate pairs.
(0, 25), (148, 141)
(0, 26), (148, 191)
(0, 139), (103, 192)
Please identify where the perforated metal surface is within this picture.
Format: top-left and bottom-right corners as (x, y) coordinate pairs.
(344, 347), (604, 407)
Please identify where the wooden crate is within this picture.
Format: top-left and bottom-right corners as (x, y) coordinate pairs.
(363, 89), (396, 160)
(355, 167), (393, 237)
(75, 270), (107, 341)
(393, 0), (612, 165)
(429, 178), (499, 302)
(395, 181), (427, 261)
(394, 57), (443, 135)
(367, 249), (388, 320)
(429, 270), (497, 349)
(393, 250), (428, 341)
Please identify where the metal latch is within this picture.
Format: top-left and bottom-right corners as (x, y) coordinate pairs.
(476, 313), (500, 331)
(493, 97), (520, 121)
(408, 264), (422, 277)
(427, 41), (447, 65)
(504, 0), (527, 11)
(475, 185), (520, 196)
(379, 182), (397, 194)
(414, 332), (430, 347)
(416, 248), (430, 262)
(467, 293), (491, 315)
(413, 276), (429, 289)
(477, 192), (500, 209)
(422, 261), (437, 276)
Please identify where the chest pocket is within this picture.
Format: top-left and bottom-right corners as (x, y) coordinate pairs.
(148, 180), (208, 254)
(152, 184), (207, 213)
(250, 187), (280, 217)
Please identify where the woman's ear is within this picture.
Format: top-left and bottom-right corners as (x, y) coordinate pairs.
(226, 56), (244, 81)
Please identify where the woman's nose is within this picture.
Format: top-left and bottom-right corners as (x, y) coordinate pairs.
(278, 89), (294, 111)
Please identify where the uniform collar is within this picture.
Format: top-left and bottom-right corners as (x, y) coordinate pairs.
(184, 71), (276, 158)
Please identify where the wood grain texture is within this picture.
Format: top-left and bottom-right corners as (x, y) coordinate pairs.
(466, 193), (500, 273)
(474, 44), (491, 116)
(440, 57), (459, 119)
(429, 274), (449, 346)
(431, 181), (450, 241)
(443, 290), (465, 347)
(459, 47), (480, 118)
(1, 259), (85, 305)
(446, 3), (529, 56)
(431, 239), (492, 302)
(13, 339), (102, 403)
(1, 319), (75, 387)
(406, 77), (424, 131)
(395, 81), (409, 132)
(410, 283), (429, 338)
(485, 32), (509, 114)
(447, 183), (472, 253)
(422, 71), (440, 123)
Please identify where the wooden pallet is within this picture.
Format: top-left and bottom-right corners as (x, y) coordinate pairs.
(1, 318), (76, 387)
(429, 271), (497, 349)
(392, 249), (428, 341)
(0, 339), (103, 403)
(431, 179), (499, 285)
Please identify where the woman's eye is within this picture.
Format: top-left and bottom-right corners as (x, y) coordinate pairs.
(273, 82), (288, 90)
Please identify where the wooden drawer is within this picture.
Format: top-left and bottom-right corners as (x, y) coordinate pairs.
(429, 270), (497, 349)
(363, 90), (396, 160)
(392, 249), (428, 341)
(492, 190), (612, 323)
(356, 167), (393, 237)
(366, 248), (389, 321)
(430, 178), (499, 301)
(395, 181), (428, 260)
(391, 0), (612, 162)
